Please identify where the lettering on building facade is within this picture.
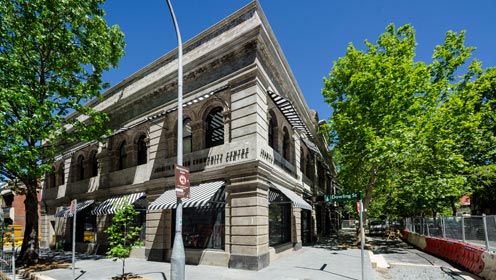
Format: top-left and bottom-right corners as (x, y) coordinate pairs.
(153, 147), (250, 174)
(260, 149), (274, 164)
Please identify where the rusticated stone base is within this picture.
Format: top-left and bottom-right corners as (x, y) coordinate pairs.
(229, 252), (269, 270)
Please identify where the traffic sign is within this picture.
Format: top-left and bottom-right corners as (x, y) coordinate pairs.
(325, 191), (361, 203)
(175, 164), (190, 198)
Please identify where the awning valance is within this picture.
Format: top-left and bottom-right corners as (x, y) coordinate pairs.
(91, 192), (145, 215)
(148, 181), (225, 211)
(55, 200), (95, 218)
(269, 183), (312, 210)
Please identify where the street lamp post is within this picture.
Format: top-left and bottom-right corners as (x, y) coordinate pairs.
(165, 1), (184, 280)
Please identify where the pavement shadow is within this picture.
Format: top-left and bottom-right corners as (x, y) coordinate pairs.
(40, 250), (104, 263)
(369, 238), (412, 254)
(312, 230), (361, 251)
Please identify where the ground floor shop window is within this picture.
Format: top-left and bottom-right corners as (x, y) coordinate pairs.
(75, 210), (96, 243)
(173, 207), (225, 249)
(269, 188), (292, 246)
(269, 203), (291, 246)
(301, 209), (312, 245)
(134, 197), (147, 242)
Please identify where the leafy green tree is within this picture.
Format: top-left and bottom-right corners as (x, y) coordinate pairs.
(105, 203), (143, 278)
(322, 24), (495, 219)
(0, 0), (124, 264)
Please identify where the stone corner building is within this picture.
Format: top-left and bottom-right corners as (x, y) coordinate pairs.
(40, 2), (339, 270)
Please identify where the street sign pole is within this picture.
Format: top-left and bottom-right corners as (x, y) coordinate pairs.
(71, 199), (77, 280)
(359, 195), (364, 280)
(325, 191), (364, 280)
(165, 1), (185, 279)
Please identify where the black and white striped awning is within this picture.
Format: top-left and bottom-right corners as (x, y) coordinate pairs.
(148, 181), (225, 211)
(55, 200), (95, 218)
(269, 182), (312, 210)
(91, 192), (145, 215)
(268, 90), (312, 138)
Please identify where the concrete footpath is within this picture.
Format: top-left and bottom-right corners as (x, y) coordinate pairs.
(22, 232), (381, 280)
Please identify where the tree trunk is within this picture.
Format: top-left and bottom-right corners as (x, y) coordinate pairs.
(362, 164), (378, 224)
(122, 258), (125, 277)
(450, 197), (457, 216)
(356, 165), (378, 243)
(18, 183), (39, 266)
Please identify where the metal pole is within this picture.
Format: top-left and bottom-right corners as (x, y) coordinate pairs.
(482, 214), (489, 250)
(165, 1), (185, 279)
(359, 197), (364, 280)
(72, 199), (77, 280)
(11, 228), (15, 280)
(461, 216), (465, 243)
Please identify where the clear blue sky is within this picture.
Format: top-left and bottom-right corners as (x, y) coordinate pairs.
(102, 0), (496, 121)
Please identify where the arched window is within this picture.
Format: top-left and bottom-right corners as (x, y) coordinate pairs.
(183, 118), (192, 154)
(137, 135), (147, 165)
(300, 148), (305, 173)
(306, 154), (314, 180)
(58, 163), (65, 185)
(118, 141), (127, 170)
(282, 127), (291, 161)
(206, 107), (224, 148)
(90, 151), (98, 177)
(77, 155), (85, 181)
(49, 167), (56, 189)
(268, 116), (276, 149)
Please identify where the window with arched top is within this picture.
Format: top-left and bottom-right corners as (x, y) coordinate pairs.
(77, 155), (85, 181)
(58, 163), (65, 185)
(268, 115), (276, 150)
(206, 107), (224, 148)
(49, 167), (56, 189)
(306, 154), (314, 180)
(118, 141), (127, 170)
(137, 135), (147, 165)
(90, 151), (98, 177)
(282, 127), (291, 162)
(183, 118), (192, 154)
(300, 147), (305, 173)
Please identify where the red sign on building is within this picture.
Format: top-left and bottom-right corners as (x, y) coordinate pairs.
(175, 164), (190, 198)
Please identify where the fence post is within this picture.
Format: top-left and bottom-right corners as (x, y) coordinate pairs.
(461, 215), (466, 243)
(442, 216), (446, 239)
(483, 214), (490, 250)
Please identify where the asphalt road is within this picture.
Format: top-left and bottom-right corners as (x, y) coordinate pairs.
(368, 236), (483, 280)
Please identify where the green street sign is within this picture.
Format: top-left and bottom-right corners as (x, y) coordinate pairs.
(325, 192), (361, 203)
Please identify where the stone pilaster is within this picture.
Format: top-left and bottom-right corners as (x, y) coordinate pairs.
(145, 193), (172, 261)
(227, 169), (269, 270)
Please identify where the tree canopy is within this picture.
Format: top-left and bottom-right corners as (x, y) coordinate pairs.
(322, 24), (496, 219)
(0, 0), (124, 264)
